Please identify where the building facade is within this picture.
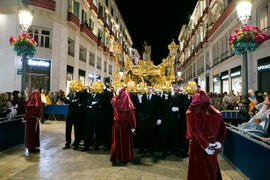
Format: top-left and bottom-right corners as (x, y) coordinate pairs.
(0, 0), (133, 93)
(178, 0), (270, 94)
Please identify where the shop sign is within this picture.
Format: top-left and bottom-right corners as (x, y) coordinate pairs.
(28, 59), (50, 67)
(17, 69), (22, 75)
(258, 64), (270, 71)
(221, 75), (229, 80)
(231, 71), (241, 77)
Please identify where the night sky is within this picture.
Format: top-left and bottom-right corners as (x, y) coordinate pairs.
(115, 0), (197, 65)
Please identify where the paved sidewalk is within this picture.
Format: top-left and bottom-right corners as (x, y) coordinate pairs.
(0, 121), (247, 180)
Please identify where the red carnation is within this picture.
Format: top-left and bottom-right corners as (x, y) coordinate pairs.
(246, 36), (250, 39)
(9, 36), (14, 45)
(229, 42), (233, 45)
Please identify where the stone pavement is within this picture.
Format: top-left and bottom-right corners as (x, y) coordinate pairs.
(0, 121), (247, 180)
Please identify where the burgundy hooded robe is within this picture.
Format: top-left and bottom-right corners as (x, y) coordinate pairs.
(110, 88), (136, 161)
(24, 90), (42, 150)
(186, 90), (226, 180)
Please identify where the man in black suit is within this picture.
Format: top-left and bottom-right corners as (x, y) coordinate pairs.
(138, 85), (161, 154)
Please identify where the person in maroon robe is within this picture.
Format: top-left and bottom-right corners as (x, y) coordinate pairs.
(24, 90), (42, 152)
(110, 88), (136, 166)
(186, 89), (226, 180)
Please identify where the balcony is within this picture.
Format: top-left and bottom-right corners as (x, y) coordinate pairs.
(80, 24), (98, 43)
(104, 46), (109, 53)
(90, 3), (98, 15)
(68, 12), (80, 27)
(104, 23), (110, 31)
(29, 0), (55, 11)
(97, 40), (105, 49)
(98, 13), (104, 23)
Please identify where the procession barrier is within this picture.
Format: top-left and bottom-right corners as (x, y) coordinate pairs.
(0, 115), (25, 151)
(222, 123), (270, 180)
(221, 110), (241, 125)
(44, 105), (68, 120)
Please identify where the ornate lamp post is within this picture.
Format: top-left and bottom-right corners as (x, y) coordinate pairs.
(18, 2), (33, 99)
(236, 0), (252, 121)
(168, 40), (179, 82)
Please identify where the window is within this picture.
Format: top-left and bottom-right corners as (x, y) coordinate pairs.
(104, 61), (107, 72)
(73, 1), (80, 19)
(109, 64), (112, 75)
(89, 52), (95, 66)
(98, 29), (102, 40)
(116, 17), (119, 24)
(68, 38), (75, 57)
(28, 28), (51, 48)
(259, 5), (268, 31)
(79, 46), (86, 62)
(97, 57), (101, 69)
(105, 37), (108, 46)
(105, 0), (109, 6)
(98, 3), (103, 15)
(89, 18), (94, 29)
(81, 10), (86, 25)
(111, 7), (114, 16)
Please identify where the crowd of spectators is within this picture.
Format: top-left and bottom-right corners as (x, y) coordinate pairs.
(0, 88), (67, 121)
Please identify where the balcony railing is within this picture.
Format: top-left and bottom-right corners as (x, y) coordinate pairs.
(80, 24), (98, 43)
(68, 12), (80, 27)
(97, 40), (104, 49)
(29, 0), (56, 11)
(90, 3), (98, 15)
(98, 13), (104, 23)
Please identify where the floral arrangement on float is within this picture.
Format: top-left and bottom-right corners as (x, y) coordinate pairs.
(175, 77), (184, 85)
(9, 33), (37, 58)
(229, 25), (268, 54)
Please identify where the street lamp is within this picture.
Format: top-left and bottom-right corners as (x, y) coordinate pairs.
(177, 71), (182, 77)
(236, 0), (252, 122)
(18, 4), (33, 99)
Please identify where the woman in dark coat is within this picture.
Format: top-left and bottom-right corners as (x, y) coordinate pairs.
(110, 88), (136, 166)
(24, 90), (42, 152)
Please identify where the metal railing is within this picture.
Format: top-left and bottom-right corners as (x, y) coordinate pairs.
(0, 114), (24, 123)
(225, 122), (270, 149)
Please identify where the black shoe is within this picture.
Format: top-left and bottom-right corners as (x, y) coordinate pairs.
(95, 146), (99, 151)
(29, 148), (40, 153)
(81, 147), (89, 152)
(181, 153), (189, 158)
(112, 161), (118, 166)
(119, 161), (128, 166)
(73, 146), (79, 150)
(63, 146), (70, 150)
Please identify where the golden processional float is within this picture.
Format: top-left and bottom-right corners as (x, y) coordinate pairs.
(112, 40), (180, 92)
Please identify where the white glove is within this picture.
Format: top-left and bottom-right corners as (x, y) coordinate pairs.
(214, 141), (222, 149)
(204, 147), (215, 155)
(171, 107), (179, 112)
(92, 101), (97, 105)
(138, 94), (143, 103)
(156, 119), (162, 125)
(131, 128), (135, 133)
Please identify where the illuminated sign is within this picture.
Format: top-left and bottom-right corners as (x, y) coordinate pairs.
(231, 71), (241, 77)
(28, 59), (50, 67)
(258, 64), (270, 71)
(221, 75), (229, 80)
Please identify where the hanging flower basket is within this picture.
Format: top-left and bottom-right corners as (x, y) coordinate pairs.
(9, 33), (37, 58)
(229, 25), (268, 55)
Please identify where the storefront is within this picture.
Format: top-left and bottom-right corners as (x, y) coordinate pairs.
(221, 71), (229, 93)
(258, 56), (270, 92)
(26, 58), (51, 92)
(213, 75), (220, 93)
(79, 69), (85, 85)
(231, 66), (241, 95)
